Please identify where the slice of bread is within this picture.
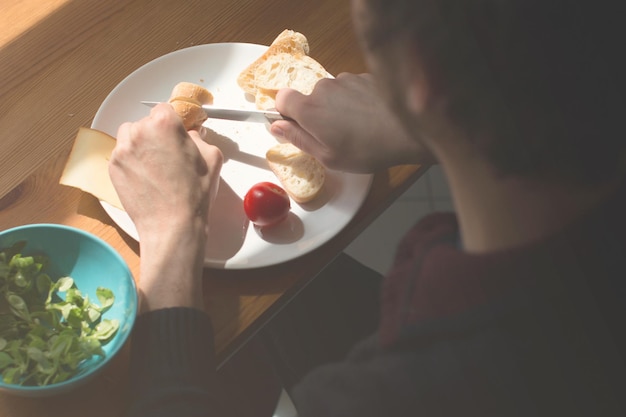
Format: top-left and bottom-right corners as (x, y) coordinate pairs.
(237, 29), (310, 96)
(252, 53), (331, 110)
(255, 87), (277, 110)
(168, 82), (213, 130)
(169, 82), (213, 105)
(255, 53), (331, 95)
(266, 143), (326, 203)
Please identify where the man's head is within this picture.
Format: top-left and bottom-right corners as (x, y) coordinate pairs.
(352, 0), (625, 184)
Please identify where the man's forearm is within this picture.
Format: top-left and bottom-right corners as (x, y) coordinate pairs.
(137, 223), (207, 313)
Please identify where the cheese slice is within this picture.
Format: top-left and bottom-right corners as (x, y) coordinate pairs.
(59, 127), (123, 210)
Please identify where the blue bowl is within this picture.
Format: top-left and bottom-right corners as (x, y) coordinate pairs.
(0, 224), (137, 396)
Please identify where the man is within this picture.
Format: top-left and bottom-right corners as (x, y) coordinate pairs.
(111, 0), (625, 415)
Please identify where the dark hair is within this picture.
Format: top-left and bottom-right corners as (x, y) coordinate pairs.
(364, 0), (625, 184)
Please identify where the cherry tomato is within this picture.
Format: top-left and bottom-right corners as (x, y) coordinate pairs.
(243, 182), (291, 227)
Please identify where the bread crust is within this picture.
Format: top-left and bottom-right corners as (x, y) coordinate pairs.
(170, 82), (213, 106)
(237, 29), (311, 97)
(169, 101), (208, 130)
(168, 82), (213, 130)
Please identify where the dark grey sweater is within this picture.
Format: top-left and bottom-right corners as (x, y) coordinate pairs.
(127, 185), (626, 416)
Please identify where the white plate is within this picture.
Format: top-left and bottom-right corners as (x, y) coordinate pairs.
(92, 43), (372, 269)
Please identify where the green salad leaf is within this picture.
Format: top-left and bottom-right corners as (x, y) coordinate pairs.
(0, 241), (119, 386)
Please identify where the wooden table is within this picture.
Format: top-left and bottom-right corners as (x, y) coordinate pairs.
(0, 0), (425, 414)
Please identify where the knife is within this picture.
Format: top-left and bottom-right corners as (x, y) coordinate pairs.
(141, 101), (290, 123)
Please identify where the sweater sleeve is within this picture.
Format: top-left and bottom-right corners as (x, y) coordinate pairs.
(125, 307), (232, 417)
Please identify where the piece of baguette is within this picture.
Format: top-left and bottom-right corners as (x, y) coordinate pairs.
(237, 29), (310, 96)
(252, 53), (330, 110)
(238, 30), (331, 110)
(255, 87), (277, 111)
(168, 82), (214, 130)
(255, 53), (330, 95)
(266, 143), (325, 203)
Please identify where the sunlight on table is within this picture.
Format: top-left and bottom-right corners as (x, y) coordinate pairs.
(0, 0), (70, 47)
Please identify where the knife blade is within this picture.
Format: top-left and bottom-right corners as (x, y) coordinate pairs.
(141, 101), (289, 123)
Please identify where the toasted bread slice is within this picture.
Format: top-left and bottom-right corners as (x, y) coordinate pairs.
(168, 82), (213, 130)
(237, 29), (310, 96)
(266, 143), (325, 203)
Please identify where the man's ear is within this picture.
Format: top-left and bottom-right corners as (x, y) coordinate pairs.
(404, 47), (430, 115)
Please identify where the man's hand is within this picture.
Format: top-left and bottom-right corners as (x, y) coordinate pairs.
(270, 73), (434, 173)
(109, 103), (223, 312)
